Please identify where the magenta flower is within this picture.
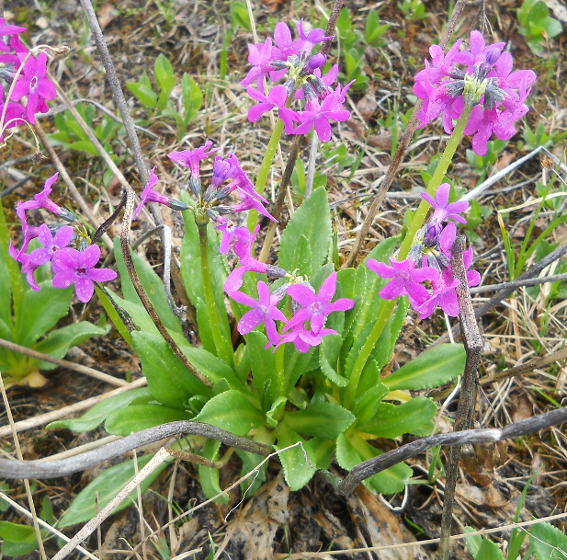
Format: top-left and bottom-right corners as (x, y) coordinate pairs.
(275, 323), (337, 353)
(16, 173), (75, 222)
(367, 257), (439, 305)
(10, 52), (56, 124)
(216, 217), (252, 254)
(0, 102), (25, 137)
(414, 272), (461, 319)
(168, 141), (219, 195)
(414, 80), (464, 133)
(290, 93), (350, 142)
(52, 244), (117, 303)
(414, 40), (462, 85)
(421, 183), (469, 225)
(284, 272), (354, 336)
(229, 281), (287, 345)
(294, 64), (338, 100)
(133, 166), (164, 220)
(493, 53), (537, 108)
(240, 38), (282, 92)
(9, 241), (40, 291)
(230, 192), (277, 222)
(294, 20), (332, 56)
(211, 155), (236, 188)
(454, 30), (505, 69)
(438, 224), (482, 289)
(247, 85), (287, 122)
(29, 224), (74, 268)
(0, 19), (25, 52)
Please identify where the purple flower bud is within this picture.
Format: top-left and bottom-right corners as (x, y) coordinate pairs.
(485, 47), (501, 66)
(207, 208), (219, 221)
(216, 186), (230, 201)
(189, 175), (201, 196)
(167, 199), (190, 212)
(309, 75), (328, 97)
(302, 82), (317, 101)
(265, 264), (288, 278)
(204, 185), (216, 203)
(216, 205), (233, 215)
(284, 78), (296, 96)
(307, 53), (326, 72)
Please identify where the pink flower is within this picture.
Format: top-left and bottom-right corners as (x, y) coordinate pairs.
(133, 166), (165, 220)
(230, 192), (277, 222)
(284, 272), (354, 336)
(414, 272), (461, 319)
(17, 172), (75, 222)
(246, 85), (287, 122)
(215, 217), (251, 254)
(0, 102), (26, 138)
(9, 240), (40, 291)
(211, 155), (236, 188)
(367, 257), (438, 305)
(421, 183), (469, 225)
(415, 81), (464, 133)
(240, 38), (281, 93)
(29, 224), (75, 268)
(229, 281), (287, 345)
(10, 51), (56, 124)
(294, 20), (332, 56)
(168, 141), (219, 195)
(294, 64), (338, 100)
(290, 93), (350, 142)
(493, 53), (537, 109)
(414, 40), (462, 84)
(0, 19), (25, 53)
(52, 244), (117, 303)
(454, 30), (505, 69)
(275, 323), (337, 353)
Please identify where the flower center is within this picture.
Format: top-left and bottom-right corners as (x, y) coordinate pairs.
(76, 267), (87, 275)
(260, 304), (269, 314)
(399, 271), (410, 281)
(311, 302), (322, 313)
(30, 76), (38, 91)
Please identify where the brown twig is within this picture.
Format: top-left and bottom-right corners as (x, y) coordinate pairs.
(430, 346), (567, 401)
(0, 338), (128, 387)
(321, 406), (567, 495)
(120, 192), (212, 388)
(439, 235), (483, 560)
(343, 0), (468, 268)
(0, 421), (271, 479)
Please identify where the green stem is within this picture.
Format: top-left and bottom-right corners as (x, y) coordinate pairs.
(276, 343), (285, 397)
(198, 222), (234, 367)
(0, 197), (24, 327)
(343, 105), (474, 410)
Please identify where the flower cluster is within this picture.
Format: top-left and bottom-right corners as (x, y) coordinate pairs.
(0, 20), (57, 137)
(224, 224), (354, 352)
(132, 142), (277, 226)
(414, 30), (537, 155)
(368, 184), (480, 320)
(9, 173), (117, 302)
(241, 21), (353, 143)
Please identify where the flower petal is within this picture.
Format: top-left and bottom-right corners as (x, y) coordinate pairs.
(79, 244), (101, 269)
(286, 284), (316, 307)
(88, 268), (118, 282)
(75, 277), (95, 303)
(238, 308), (264, 335)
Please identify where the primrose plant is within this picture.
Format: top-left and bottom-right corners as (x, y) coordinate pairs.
(3, 17), (537, 522)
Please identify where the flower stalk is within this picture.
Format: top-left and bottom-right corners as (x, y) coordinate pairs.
(197, 217), (235, 367)
(344, 105), (474, 409)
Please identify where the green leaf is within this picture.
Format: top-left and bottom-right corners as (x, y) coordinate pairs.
(382, 344), (466, 390)
(320, 334), (348, 387)
(0, 244), (13, 330)
(194, 390), (264, 436)
(266, 396), (287, 428)
(246, 332), (277, 411)
(68, 141), (100, 156)
(126, 79), (157, 110)
(373, 296), (408, 370)
(528, 1), (550, 24)
(284, 343), (316, 395)
(0, 522), (36, 542)
(15, 281), (72, 347)
(198, 440), (227, 503)
(279, 187), (331, 272)
(181, 74), (203, 128)
(465, 526), (482, 558)
(114, 238), (182, 334)
(530, 520), (567, 560)
(132, 331), (212, 409)
(94, 286), (134, 348)
(365, 11), (390, 46)
(291, 235), (313, 277)
(230, 2), (251, 30)
(48, 388), (153, 432)
(542, 17), (563, 38)
(352, 381), (389, 427)
(34, 321), (106, 370)
(284, 402), (355, 439)
(359, 397), (437, 438)
(235, 448), (267, 496)
(105, 404), (192, 436)
(275, 422), (316, 491)
(58, 454), (168, 527)
(473, 538), (506, 560)
(154, 55), (176, 110)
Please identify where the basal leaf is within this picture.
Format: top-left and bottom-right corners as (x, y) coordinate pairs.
(275, 422), (316, 491)
(105, 403), (192, 436)
(194, 390), (264, 436)
(246, 331), (277, 411)
(382, 343), (466, 390)
(352, 381), (389, 427)
(198, 440), (227, 503)
(284, 402), (355, 439)
(47, 388), (152, 433)
(279, 187), (331, 272)
(359, 397), (437, 438)
(58, 455), (167, 527)
(530, 520), (567, 560)
(320, 334), (348, 387)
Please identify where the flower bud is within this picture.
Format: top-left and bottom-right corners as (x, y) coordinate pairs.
(307, 53), (326, 72)
(284, 78), (296, 96)
(266, 264), (288, 278)
(59, 209), (77, 222)
(189, 175), (201, 196)
(167, 198), (190, 212)
(485, 47), (501, 66)
(216, 205), (233, 215)
(302, 82), (317, 101)
(207, 208), (219, 221)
